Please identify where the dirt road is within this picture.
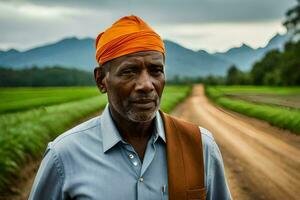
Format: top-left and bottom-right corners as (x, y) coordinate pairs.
(171, 84), (300, 200)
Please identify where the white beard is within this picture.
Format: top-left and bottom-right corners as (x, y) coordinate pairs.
(126, 107), (158, 122)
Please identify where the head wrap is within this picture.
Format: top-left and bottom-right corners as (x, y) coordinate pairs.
(95, 15), (165, 65)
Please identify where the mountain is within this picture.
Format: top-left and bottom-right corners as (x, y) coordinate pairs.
(0, 49), (20, 60)
(213, 33), (291, 71)
(261, 33), (290, 51)
(0, 38), (232, 78)
(0, 37), (96, 71)
(164, 40), (231, 78)
(0, 33), (291, 78)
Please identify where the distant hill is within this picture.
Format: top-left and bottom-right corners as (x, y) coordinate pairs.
(214, 33), (291, 71)
(0, 33), (291, 78)
(0, 49), (20, 60)
(0, 37), (96, 71)
(164, 40), (231, 78)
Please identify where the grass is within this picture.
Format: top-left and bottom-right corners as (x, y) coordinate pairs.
(0, 87), (100, 114)
(0, 95), (108, 191)
(211, 85), (300, 95)
(205, 86), (300, 134)
(0, 85), (192, 192)
(160, 85), (192, 113)
(227, 94), (300, 109)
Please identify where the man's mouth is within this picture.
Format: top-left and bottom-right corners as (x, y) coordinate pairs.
(130, 99), (156, 109)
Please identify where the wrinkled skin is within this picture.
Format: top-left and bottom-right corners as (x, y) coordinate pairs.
(95, 50), (165, 123)
(94, 50), (165, 159)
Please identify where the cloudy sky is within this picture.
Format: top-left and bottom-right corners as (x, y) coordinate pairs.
(0, 0), (297, 52)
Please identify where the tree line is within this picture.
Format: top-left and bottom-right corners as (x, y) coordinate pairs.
(0, 66), (95, 87)
(226, 40), (300, 86)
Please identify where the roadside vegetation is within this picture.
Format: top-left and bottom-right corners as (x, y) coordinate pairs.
(205, 86), (300, 134)
(161, 85), (192, 113)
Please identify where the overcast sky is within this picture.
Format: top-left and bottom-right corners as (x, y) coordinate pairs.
(0, 0), (297, 52)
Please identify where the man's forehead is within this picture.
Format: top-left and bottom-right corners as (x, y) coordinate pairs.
(123, 51), (164, 60)
(111, 51), (164, 65)
(125, 51), (163, 57)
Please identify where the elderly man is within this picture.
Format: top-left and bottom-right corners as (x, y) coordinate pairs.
(29, 15), (231, 200)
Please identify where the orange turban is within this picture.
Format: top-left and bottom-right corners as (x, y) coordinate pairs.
(95, 15), (165, 65)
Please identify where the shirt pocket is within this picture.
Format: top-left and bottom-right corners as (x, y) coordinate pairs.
(187, 187), (206, 200)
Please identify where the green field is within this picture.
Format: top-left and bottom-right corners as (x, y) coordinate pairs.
(227, 93), (300, 109)
(0, 87), (100, 114)
(205, 85), (300, 134)
(208, 86), (300, 95)
(0, 85), (191, 192)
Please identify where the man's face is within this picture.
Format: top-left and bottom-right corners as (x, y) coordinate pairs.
(101, 51), (165, 123)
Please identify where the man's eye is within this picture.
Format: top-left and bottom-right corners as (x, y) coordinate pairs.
(122, 70), (132, 74)
(150, 68), (164, 75)
(120, 69), (136, 76)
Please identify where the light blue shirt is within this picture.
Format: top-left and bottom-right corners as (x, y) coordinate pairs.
(29, 105), (231, 200)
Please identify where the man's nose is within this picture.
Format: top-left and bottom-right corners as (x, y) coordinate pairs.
(135, 70), (154, 93)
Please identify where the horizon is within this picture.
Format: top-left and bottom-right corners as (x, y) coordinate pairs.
(0, 31), (286, 54)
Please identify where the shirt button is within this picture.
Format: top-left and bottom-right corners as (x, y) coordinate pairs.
(133, 161), (138, 166)
(129, 154), (134, 159)
(139, 177), (144, 182)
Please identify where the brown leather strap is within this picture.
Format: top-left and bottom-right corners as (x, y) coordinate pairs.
(160, 111), (205, 200)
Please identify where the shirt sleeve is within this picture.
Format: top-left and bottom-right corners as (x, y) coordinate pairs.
(28, 143), (65, 200)
(200, 127), (232, 200)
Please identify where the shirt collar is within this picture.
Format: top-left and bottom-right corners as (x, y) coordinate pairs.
(101, 105), (123, 153)
(155, 111), (166, 143)
(100, 104), (166, 153)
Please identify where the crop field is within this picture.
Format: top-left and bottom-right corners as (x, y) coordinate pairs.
(226, 93), (300, 109)
(0, 85), (191, 192)
(0, 87), (100, 114)
(205, 85), (300, 134)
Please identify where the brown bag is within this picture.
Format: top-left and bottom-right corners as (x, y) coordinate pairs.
(160, 111), (206, 200)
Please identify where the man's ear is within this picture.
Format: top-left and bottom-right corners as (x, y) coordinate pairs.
(94, 66), (107, 93)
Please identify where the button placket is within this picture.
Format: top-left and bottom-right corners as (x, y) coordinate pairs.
(128, 153), (140, 167)
(129, 154), (134, 159)
(119, 143), (141, 178)
(139, 177), (144, 182)
(132, 160), (138, 166)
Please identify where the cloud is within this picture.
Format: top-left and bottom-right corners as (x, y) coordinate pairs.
(0, 1), (115, 50)
(0, 0), (296, 51)
(155, 21), (286, 52)
(3, 0), (296, 23)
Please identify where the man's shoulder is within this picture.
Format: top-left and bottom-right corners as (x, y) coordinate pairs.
(199, 127), (215, 145)
(162, 113), (216, 148)
(199, 126), (222, 162)
(163, 113), (215, 142)
(161, 112), (198, 134)
(49, 116), (101, 151)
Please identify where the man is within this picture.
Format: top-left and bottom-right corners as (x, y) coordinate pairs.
(29, 15), (231, 200)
